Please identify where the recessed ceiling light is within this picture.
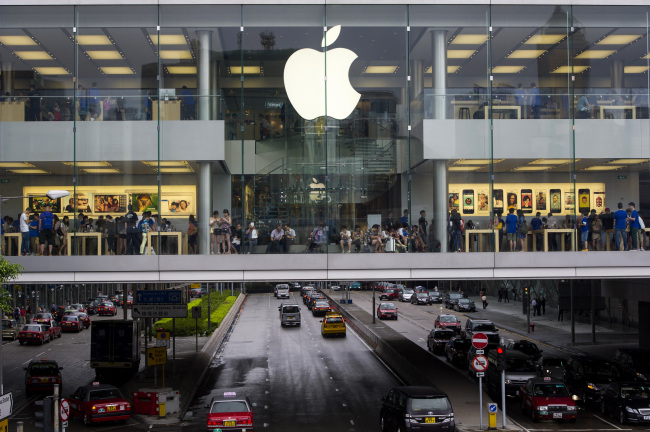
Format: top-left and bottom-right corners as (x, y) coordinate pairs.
(492, 66), (525, 74)
(62, 161), (111, 167)
(142, 161), (189, 167)
(607, 159), (647, 164)
(167, 66), (197, 74)
(507, 50), (546, 59)
(451, 34), (487, 45)
(364, 66), (397, 74)
(575, 50), (615, 59)
(100, 66), (134, 75)
(448, 166), (481, 171)
(624, 66), (649, 74)
(582, 165), (626, 171)
(76, 35), (112, 45)
(552, 66), (590, 74)
(447, 50), (475, 59)
(525, 34), (566, 45)
(7, 169), (49, 174)
(86, 50), (122, 60)
(150, 35), (187, 45)
(158, 167), (194, 173)
(160, 50), (193, 60)
(447, 66), (460, 73)
(0, 36), (37, 46)
(0, 162), (35, 168)
(14, 51), (53, 60)
(514, 166), (557, 171)
(597, 35), (640, 45)
(529, 159), (576, 165)
(643, 54), (650, 59)
(34, 67), (69, 75)
(229, 66), (261, 74)
(82, 168), (121, 174)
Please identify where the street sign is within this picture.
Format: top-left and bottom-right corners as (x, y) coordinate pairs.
(135, 290), (182, 304)
(476, 349), (484, 355)
(132, 304), (188, 318)
(475, 372), (484, 377)
(0, 179), (9, 184)
(60, 399), (70, 422)
(472, 332), (489, 349)
(156, 339), (169, 348)
(488, 403), (497, 413)
(0, 393), (12, 421)
(157, 331), (170, 340)
(62, 421), (68, 428)
(191, 306), (202, 319)
(147, 347), (167, 366)
(472, 355), (489, 372)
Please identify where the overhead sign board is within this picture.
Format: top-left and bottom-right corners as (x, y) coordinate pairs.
(132, 304), (188, 318)
(135, 290), (182, 305)
(146, 347), (167, 366)
(472, 332), (489, 349)
(0, 393), (12, 421)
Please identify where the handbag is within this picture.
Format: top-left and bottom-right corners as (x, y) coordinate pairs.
(639, 216), (646, 229)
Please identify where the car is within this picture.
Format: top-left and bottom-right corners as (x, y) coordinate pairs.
(19, 324), (51, 345)
(74, 312), (91, 329)
(443, 292), (463, 309)
(68, 382), (131, 425)
(190, 287), (207, 298)
(454, 298), (476, 312)
(24, 359), (63, 395)
(435, 314), (461, 332)
(321, 312), (346, 337)
(486, 349), (538, 397)
(291, 283), (301, 291)
(70, 303), (86, 313)
(41, 322), (62, 339)
(507, 339), (543, 360)
(279, 303), (301, 327)
(33, 313), (55, 326)
(564, 354), (628, 405)
(97, 302), (117, 316)
(312, 300), (332, 317)
(302, 287), (316, 304)
(536, 356), (566, 380)
(2, 319), (19, 340)
(411, 292), (432, 305)
(380, 386), (455, 431)
(53, 306), (68, 321)
(377, 302), (398, 320)
(205, 391), (254, 431)
(427, 329), (455, 354)
(87, 299), (103, 315)
(519, 377), (578, 423)
(445, 336), (471, 365)
(428, 291), (442, 303)
(463, 319), (499, 346)
(60, 315), (83, 333)
(307, 293), (326, 310)
(379, 288), (399, 301)
(613, 348), (650, 381)
(413, 286), (428, 293)
(599, 381), (650, 424)
(276, 284), (290, 299)
(330, 285), (342, 291)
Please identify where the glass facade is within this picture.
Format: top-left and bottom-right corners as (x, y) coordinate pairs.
(0, 3), (649, 258)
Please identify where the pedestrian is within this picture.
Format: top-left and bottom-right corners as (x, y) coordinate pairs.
(14, 307), (20, 325)
(614, 203), (628, 251)
(245, 222), (258, 254)
(531, 297), (537, 316)
(627, 202), (642, 251)
(541, 297), (546, 315)
(503, 287), (509, 303)
(124, 204), (139, 255)
(19, 207), (31, 256)
(498, 287), (502, 302)
(512, 287), (517, 301)
(38, 204), (56, 256)
(505, 208), (518, 251)
(558, 304), (564, 321)
(482, 293), (488, 309)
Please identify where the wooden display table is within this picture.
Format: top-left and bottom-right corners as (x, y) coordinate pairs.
(0, 101), (25, 121)
(66, 232), (103, 256)
(152, 100), (181, 121)
(543, 229), (576, 252)
(147, 231), (187, 255)
(600, 105), (636, 119)
(1, 233), (22, 255)
(486, 105), (521, 119)
(464, 229), (499, 252)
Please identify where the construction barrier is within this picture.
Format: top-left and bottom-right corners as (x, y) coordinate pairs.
(132, 388), (179, 416)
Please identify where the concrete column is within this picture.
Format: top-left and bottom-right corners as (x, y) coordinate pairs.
(2, 61), (13, 95)
(433, 160), (448, 252)
(410, 60), (424, 102)
(197, 30), (212, 121)
(198, 162), (212, 255)
(610, 60), (623, 90)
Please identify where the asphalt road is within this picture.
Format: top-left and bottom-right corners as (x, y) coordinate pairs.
(182, 292), (402, 432)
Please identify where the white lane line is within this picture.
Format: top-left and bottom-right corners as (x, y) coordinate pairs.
(36, 352), (44, 357)
(593, 414), (624, 430)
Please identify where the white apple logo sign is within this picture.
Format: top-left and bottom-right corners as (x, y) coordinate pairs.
(309, 177), (326, 202)
(284, 25), (361, 121)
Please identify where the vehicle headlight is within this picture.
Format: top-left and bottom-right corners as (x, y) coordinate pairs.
(638, 372), (647, 380)
(626, 406), (638, 414)
(567, 406), (577, 411)
(537, 406), (548, 411)
(442, 416), (453, 423)
(586, 382), (599, 391)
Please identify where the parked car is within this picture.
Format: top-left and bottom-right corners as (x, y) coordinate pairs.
(380, 386), (455, 432)
(398, 288), (415, 302)
(33, 313), (55, 326)
(519, 378), (577, 423)
(376, 302), (398, 320)
(2, 319), (19, 340)
(486, 349), (537, 397)
(507, 339), (543, 360)
(445, 336), (471, 365)
(427, 329), (455, 355)
(443, 292), (463, 309)
(379, 288), (399, 301)
(536, 356), (566, 380)
(330, 285), (342, 291)
(41, 322), (62, 339)
(599, 381), (650, 425)
(612, 348), (650, 381)
(435, 314), (461, 332)
(411, 292), (432, 305)
(454, 298), (476, 312)
(564, 354), (627, 405)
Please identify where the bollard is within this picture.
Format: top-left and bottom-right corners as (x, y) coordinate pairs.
(17, 421), (24, 432)
(530, 323), (535, 332)
(158, 392), (167, 418)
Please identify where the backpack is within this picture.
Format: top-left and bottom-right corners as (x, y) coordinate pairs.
(42, 213), (53, 230)
(519, 219), (529, 235)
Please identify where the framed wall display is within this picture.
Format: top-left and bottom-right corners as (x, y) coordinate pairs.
(535, 190), (547, 212)
(448, 192), (459, 211)
(550, 189), (561, 213)
(29, 196), (62, 213)
(161, 194), (195, 215)
(477, 190), (489, 214)
(493, 189), (503, 215)
(594, 191), (605, 211)
(131, 193), (159, 212)
(93, 194), (127, 213)
(506, 191), (518, 210)
(521, 189), (533, 213)
(73, 193), (91, 213)
(564, 191), (575, 212)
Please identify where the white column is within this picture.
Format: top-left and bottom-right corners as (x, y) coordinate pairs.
(197, 30), (212, 121)
(198, 162), (212, 255)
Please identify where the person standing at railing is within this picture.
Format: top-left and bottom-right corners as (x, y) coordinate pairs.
(505, 208), (518, 252)
(514, 83), (526, 118)
(528, 82), (542, 119)
(614, 203), (628, 251)
(627, 202), (642, 251)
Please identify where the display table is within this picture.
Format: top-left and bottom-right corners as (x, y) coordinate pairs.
(451, 100), (479, 119)
(486, 105), (521, 119)
(147, 231), (187, 255)
(464, 229), (499, 252)
(66, 232), (103, 256)
(1, 233), (21, 255)
(543, 229), (576, 252)
(152, 100), (181, 121)
(0, 101), (25, 121)
(600, 105), (636, 119)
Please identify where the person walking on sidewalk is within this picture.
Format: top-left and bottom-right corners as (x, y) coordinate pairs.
(541, 297), (546, 315)
(504, 287), (509, 303)
(512, 287), (517, 301)
(498, 287), (503, 303)
(558, 304), (564, 321)
(531, 297), (537, 316)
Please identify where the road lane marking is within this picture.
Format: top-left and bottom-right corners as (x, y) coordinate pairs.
(36, 351), (44, 357)
(593, 414), (624, 430)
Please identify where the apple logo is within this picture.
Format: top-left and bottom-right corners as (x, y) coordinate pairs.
(309, 177), (331, 202)
(284, 25), (361, 120)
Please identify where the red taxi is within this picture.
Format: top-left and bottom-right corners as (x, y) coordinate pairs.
(69, 382), (131, 425)
(24, 359), (62, 395)
(18, 324), (51, 345)
(311, 300), (332, 317)
(74, 312), (91, 329)
(60, 315), (83, 333)
(33, 313), (55, 326)
(70, 303), (86, 313)
(97, 302), (117, 316)
(519, 377), (578, 423)
(377, 302), (398, 320)
(41, 322), (62, 339)
(206, 392), (254, 431)
(379, 288), (399, 301)
(434, 314), (462, 332)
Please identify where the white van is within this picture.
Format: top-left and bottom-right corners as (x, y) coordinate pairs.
(279, 303), (301, 326)
(276, 284), (290, 299)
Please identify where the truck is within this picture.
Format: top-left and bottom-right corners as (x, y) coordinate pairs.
(90, 319), (141, 380)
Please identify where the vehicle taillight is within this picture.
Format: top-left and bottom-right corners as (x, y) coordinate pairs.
(240, 418), (252, 425)
(207, 420), (220, 426)
(126, 403), (131, 410)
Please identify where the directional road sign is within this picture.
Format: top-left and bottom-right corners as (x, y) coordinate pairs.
(472, 332), (489, 349)
(132, 304), (188, 318)
(135, 290), (182, 304)
(472, 355), (489, 372)
(0, 393), (12, 421)
(60, 399), (70, 422)
(488, 403), (498, 413)
(147, 347), (167, 366)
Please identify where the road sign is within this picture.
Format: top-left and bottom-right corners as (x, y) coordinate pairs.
(0, 393), (13, 421)
(472, 332), (489, 349)
(147, 347), (167, 366)
(488, 402), (497, 429)
(156, 339), (169, 348)
(472, 355), (489, 372)
(132, 304), (188, 318)
(135, 290), (182, 304)
(62, 421), (69, 428)
(191, 306), (202, 319)
(157, 331), (170, 340)
(60, 399), (70, 422)
(475, 372), (484, 377)
(488, 403), (497, 413)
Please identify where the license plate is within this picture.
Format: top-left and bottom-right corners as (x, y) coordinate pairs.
(224, 420), (235, 427)
(40, 378), (48, 383)
(644, 416), (650, 420)
(553, 413), (562, 419)
(288, 317), (294, 319)
(107, 406), (117, 412)
(425, 417), (436, 423)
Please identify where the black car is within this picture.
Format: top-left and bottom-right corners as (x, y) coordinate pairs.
(443, 293), (463, 309)
(600, 381), (650, 425)
(463, 318), (499, 346)
(613, 348), (650, 381)
(486, 349), (538, 397)
(427, 329), (455, 354)
(536, 356), (566, 380)
(454, 298), (476, 312)
(445, 336), (471, 365)
(428, 291), (442, 303)
(564, 354), (628, 404)
(411, 292), (432, 305)
(380, 386), (455, 431)
(507, 339), (543, 360)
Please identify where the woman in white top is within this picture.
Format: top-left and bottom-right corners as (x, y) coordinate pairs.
(245, 222), (258, 254)
(57, 216), (69, 256)
(221, 209), (232, 254)
(209, 210), (220, 254)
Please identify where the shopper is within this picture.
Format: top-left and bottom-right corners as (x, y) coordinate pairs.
(19, 207), (31, 256)
(614, 203), (628, 251)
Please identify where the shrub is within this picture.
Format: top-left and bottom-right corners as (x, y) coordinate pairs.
(153, 294), (238, 336)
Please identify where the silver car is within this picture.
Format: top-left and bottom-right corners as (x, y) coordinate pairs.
(398, 288), (414, 302)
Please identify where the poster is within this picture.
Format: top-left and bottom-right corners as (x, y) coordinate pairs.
(521, 191), (533, 213)
(564, 191), (575, 212)
(493, 189), (503, 214)
(93, 194), (127, 213)
(161, 194), (194, 214)
(63, 193), (91, 213)
(594, 191), (605, 211)
(29, 196), (61, 213)
(535, 190), (547, 212)
(477, 190), (489, 214)
(506, 191), (518, 210)
(131, 193), (159, 212)
(448, 192), (459, 211)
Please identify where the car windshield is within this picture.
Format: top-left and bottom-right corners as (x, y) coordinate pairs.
(449, 293), (462, 299)
(417, 293), (428, 298)
(102, 302), (114, 307)
(508, 358), (537, 372)
(314, 301), (329, 307)
(282, 306), (300, 313)
(620, 385), (650, 399)
(29, 363), (59, 376)
(22, 325), (42, 331)
(434, 331), (454, 340)
(62, 316), (78, 322)
(472, 323), (496, 332)
(210, 401), (249, 414)
(584, 362), (616, 378)
(452, 339), (471, 349)
(386, 289), (396, 293)
(544, 358), (565, 368)
(458, 299), (472, 304)
(380, 303), (396, 310)
(534, 384), (570, 397)
(408, 397), (451, 414)
(35, 313), (51, 319)
(513, 342), (540, 356)
(439, 316), (457, 323)
(277, 285), (289, 289)
(402, 289), (414, 295)
(89, 388), (124, 400)
(326, 317), (343, 324)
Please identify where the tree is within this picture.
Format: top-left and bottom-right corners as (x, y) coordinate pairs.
(0, 256), (22, 314)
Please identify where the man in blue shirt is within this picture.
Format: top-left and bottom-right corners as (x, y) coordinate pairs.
(505, 208), (518, 252)
(399, 209), (409, 226)
(613, 202), (628, 251)
(580, 212), (589, 251)
(627, 202), (642, 251)
(528, 82), (542, 119)
(531, 212), (543, 251)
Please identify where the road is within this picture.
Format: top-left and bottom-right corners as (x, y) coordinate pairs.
(183, 292), (402, 432)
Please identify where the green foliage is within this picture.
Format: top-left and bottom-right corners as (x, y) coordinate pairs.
(153, 294), (238, 336)
(0, 256), (23, 314)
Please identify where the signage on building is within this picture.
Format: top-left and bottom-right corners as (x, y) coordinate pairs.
(265, 101), (283, 109)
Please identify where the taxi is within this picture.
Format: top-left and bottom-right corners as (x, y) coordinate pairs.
(73, 312), (91, 329)
(18, 324), (50, 345)
(60, 315), (83, 333)
(69, 382), (131, 425)
(41, 322), (62, 339)
(377, 302), (398, 320)
(519, 377), (577, 422)
(33, 313), (55, 326)
(97, 302), (117, 316)
(2, 319), (19, 340)
(320, 312), (346, 337)
(24, 359), (62, 395)
(205, 391), (254, 431)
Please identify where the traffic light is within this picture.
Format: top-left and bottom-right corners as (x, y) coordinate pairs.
(523, 286), (529, 298)
(34, 396), (53, 432)
(496, 346), (507, 371)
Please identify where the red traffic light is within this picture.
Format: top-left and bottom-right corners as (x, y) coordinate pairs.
(497, 347), (504, 354)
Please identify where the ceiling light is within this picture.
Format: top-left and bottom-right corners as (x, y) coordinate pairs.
(451, 34), (487, 45)
(0, 36), (37, 46)
(364, 66), (397, 74)
(81, 168), (121, 174)
(158, 167), (194, 173)
(447, 50), (475, 59)
(167, 66), (197, 74)
(607, 159), (647, 164)
(525, 34), (566, 45)
(643, 54), (650, 59)
(34, 67), (69, 75)
(597, 35), (640, 45)
(142, 161), (189, 167)
(529, 159), (575, 165)
(150, 35), (187, 45)
(448, 166), (481, 171)
(7, 169), (49, 174)
(86, 50), (122, 60)
(492, 66), (525, 73)
(100, 67), (134, 75)
(575, 50), (615, 59)
(582, 165), (626, 171)
(160, 50), (193, 60)
(62, 161), (111, 167)
(447, 66), (460, 73)
(76, 35), (112, 45)
(514, 166), (557, 171)
(454, 159), (490, 165)
(507, 50), (546, 59)
(624, 66), (649, 74)
(14, 51), (53, 60)
(0, 162), (34, 168)
(552, 66), (590, 74)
